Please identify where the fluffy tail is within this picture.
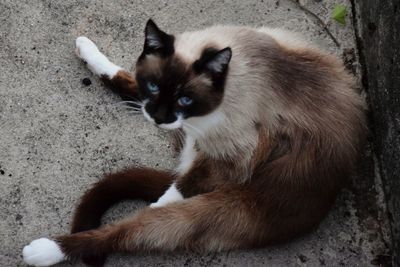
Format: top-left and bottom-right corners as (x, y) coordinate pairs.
(71, 167), (174, 234)
(66, 167), (174, 266)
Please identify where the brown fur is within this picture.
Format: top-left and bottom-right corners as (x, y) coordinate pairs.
(70, 167), (175, 234)
(53, 24), (366, 266)
(101, 70), (139, 100)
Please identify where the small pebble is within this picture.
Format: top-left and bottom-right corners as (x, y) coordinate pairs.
(82, 77), (92, 86)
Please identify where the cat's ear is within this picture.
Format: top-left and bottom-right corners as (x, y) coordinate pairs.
(205, 48), (232, 74)
(194, 47), (232, 76)
(143, 19), (174, 56)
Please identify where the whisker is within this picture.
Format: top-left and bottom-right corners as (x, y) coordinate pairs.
(113, 100), (143, 108)
(185, 125), (201, 136)
(183, 122), (204, 137)
(124, 109), (142, 113)
(126, 111), (142, 115)
(116, 105), (142, 111)
(116, 100), (143, 105)
(177, 129), (185, 141)
(123, 105), (142, 110)
(173, 128), (185, 144)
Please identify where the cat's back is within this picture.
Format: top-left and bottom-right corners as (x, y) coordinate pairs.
(174, 25), (313, 62)
(174, 25), (273, 62)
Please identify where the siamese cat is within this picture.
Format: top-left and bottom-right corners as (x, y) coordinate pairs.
(22, 19), (366, 266)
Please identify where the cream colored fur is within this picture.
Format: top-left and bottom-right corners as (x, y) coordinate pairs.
(174, 27), (299, 179)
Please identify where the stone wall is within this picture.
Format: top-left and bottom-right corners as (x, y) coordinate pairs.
(354, 0), (400, 265)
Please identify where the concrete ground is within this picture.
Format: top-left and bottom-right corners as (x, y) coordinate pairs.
(0, 0), (392, 266)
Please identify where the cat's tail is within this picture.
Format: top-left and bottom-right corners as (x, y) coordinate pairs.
(71, 167), (174, 234)
(23, 167), (174, 267)
(75, 36), (139, 101)
(23, 188), (267, 267)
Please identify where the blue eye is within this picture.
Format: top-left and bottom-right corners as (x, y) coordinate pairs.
(147, 81), (159, 94)
(178, 96), (193, 106)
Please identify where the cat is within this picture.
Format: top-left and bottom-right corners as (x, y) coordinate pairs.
(22, 19), (366, 267)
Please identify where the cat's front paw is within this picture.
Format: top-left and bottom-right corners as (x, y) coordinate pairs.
(75, 36), (99, 61)
(22, 238), (65, 266)
(75, 36), (121, 77)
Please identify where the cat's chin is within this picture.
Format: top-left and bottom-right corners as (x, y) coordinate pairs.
(158, 120), (183, 130)
(141, 106), (183, 130)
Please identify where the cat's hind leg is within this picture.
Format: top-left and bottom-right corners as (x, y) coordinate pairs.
(23, 189), (265, 267)
(75, 37), (138, 100)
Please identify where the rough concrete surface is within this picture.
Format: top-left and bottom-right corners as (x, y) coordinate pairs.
(0, 0), (391, 266)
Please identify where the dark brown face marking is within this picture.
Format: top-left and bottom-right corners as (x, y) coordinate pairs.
(140, 19), (175, 58)
(135, 20), (232, 126)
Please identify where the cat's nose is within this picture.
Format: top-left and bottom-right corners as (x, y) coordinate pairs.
(152, 113), (166, 124)
(152, 108), (167, 124)
(153, 117), (163, 124)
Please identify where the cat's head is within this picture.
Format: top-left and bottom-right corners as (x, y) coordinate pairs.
(135, 19), (232, 130)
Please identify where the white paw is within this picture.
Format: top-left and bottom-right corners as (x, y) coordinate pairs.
(75, 36), (100, 60)
(149, 202), (159, 208)
(150, 183), (183, 208)
(75, 36), (121, 78)
(22, 238), (65, 266)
